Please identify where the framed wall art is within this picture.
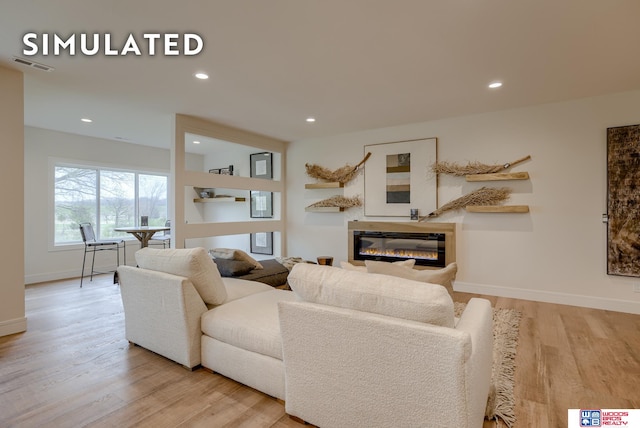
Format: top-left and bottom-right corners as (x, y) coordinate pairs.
(250, 152), (273, 179)
(607, 124), (640, 277)
(250, 232), (273, 255)
(250, 190), (273, 218)
(364, 138), (437, 216)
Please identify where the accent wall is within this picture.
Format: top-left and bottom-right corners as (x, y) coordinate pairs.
(286, 90), (640, 314)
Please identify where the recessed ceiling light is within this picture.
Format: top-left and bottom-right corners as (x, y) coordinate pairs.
(488, 81), (503, 89)
(195, 72), (209, 80)
(306, 117), (316, 123)
(193, 140), (201, 144)
(81, 118), (92, 123)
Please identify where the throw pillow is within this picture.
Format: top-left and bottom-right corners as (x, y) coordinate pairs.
(288, 263), (454, 328)
(209, 248), (236, 260)
(212, 258), (256, 277)
(136, 247), (228, 305)
(365, 261), (458, 297)
(340, 259), (416, 272)
(339, 261), (367, 272)
(209, 248), (264, 270)
(233, 249), (264, 270)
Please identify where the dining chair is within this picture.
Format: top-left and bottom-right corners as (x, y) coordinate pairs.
(79, 222), (126, 287)
(148, 219), (171, 248)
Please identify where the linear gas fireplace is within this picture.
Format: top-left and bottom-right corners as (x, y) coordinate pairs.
(348, 221), (455, 270)
(354, 231), (445, 267)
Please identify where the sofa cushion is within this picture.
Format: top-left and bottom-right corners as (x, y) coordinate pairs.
(365, 261), (458, 297)
(209, 248), (264, 270)
(135, 247), (227, 305)
(221, 277), (273, 303)
(288, 263), (454, 328)
(201, 289), (297, 359)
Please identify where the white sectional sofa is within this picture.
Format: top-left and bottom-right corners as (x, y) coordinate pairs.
(117, 247), (493, 427)
(118, 247), (295, 400)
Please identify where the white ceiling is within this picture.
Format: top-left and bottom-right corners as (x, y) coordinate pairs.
(1, 0), (640, 149)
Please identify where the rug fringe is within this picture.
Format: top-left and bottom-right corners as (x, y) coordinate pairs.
(487, 308), (522, 428)
(456, 303), (522, 428)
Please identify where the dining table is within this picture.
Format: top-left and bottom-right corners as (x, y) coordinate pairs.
(114, 226), (170, 248)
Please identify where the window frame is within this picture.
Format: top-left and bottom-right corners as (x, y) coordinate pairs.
(49, 158), (169, 251)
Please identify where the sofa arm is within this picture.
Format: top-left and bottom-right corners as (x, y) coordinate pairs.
(455, 298), (494, 426)
(117, 265), (208, 369)
(279, 300), (485, 428)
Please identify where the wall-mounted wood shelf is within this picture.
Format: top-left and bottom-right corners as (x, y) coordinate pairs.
(194, 197), (246, 203)
(305, 206), (344, 212)
(305, 182), (344, 189)
(465, 205), (529, 213)
(466, 172), (530, 182)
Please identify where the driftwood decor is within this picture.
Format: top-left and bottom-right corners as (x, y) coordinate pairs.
(420, 187), (511, 220)
(305, 152), (371, 184)
(607, 124), (640, 277)
(306, 195), (362, 210)
(432, 155), (531, 176)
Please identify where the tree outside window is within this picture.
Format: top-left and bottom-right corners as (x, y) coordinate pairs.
(54, 165), (167, 245)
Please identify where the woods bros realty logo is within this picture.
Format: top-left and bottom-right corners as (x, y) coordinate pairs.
(568, 409), (640, 427)
(21, 32), (204, 56)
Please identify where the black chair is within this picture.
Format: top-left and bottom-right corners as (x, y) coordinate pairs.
(79, 222), (126, 287)
(148, 219), (171, 248)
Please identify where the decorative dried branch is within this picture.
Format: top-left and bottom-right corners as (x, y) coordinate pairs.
(432, 155), (531, 176)
(420, 187), (511, 220)
(307, 195), (362, 208)
(305, 152), (372, 184)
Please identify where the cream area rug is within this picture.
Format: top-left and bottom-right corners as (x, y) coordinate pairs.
(454, 302), (522, 428)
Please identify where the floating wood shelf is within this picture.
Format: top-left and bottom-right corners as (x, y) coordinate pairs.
(305, 182), (344, 189)
(305, 206), (345, 212)
(194, 197), (247, 203)
(466, 172), (530, 182)
(465, 205), (530, 213)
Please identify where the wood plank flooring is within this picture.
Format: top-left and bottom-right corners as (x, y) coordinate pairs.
(1, 275), (638, 427)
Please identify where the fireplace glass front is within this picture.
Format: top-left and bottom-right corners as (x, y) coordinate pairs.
(353, 231), (446, 267)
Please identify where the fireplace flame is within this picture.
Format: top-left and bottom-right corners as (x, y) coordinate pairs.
(359, 247), (438, 260)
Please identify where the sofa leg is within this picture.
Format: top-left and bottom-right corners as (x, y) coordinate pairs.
(182, 364), (200, 371)
(288, 415), (309, 425)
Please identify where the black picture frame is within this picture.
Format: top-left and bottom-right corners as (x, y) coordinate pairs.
(250, 190), (273, 218)
(250, 152), (272, 179)
(250, 232), (273, 255)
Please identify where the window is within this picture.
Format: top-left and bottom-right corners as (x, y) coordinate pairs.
(54, 165), (167, 245)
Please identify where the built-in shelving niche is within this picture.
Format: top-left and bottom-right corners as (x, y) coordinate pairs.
(173, 114), (287, 254)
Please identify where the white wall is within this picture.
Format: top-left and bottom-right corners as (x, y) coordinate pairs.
(25, 125), (284, 283)
(287, 90), (640, 314)
(24, 127), (171, 284)
(0, 65), (26, 336)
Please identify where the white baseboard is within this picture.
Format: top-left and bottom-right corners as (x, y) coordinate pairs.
(454, 281), (640, 315)
(25, 269), (78, 284)
(0, 317), (27, 337)
(25, 265), (117, 285)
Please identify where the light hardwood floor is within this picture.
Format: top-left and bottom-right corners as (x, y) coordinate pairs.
(1, 275), (638, 427)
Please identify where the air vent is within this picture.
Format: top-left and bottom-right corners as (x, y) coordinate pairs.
(12, 56), (54, 72)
